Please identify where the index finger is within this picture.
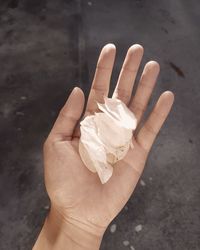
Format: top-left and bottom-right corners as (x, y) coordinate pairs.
(85, 43), (116, 116)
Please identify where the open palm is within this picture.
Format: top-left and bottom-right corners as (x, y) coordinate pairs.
(43, 44), (174, 236)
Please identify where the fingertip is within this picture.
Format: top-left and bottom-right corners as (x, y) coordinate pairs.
(98, 44), (116, 67)
(73, 86), (85, 102)
(104, 43), (116, 49)
(157, 91), (174, 114)
(129, 44), (144, 54)
(74, 86), (83, 95)
(146, 60), (160, 72)
(163, 90), (174, 98)
(102, 43), (116, 54)
(161, 91), (175, 104)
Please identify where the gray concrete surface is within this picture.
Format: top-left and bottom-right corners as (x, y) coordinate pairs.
(0, 1), (83, 249)
(0, 0), (200, 249)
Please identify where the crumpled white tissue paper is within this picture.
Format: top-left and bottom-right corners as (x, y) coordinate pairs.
(79, 97), (137, 184)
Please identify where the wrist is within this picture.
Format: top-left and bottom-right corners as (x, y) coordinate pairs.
(33, 205), (103, 250)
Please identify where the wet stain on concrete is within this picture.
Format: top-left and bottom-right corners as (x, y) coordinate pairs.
(169, 62), (185, 78)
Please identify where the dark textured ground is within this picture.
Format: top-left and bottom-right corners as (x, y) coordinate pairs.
(0, 0), (200, 249)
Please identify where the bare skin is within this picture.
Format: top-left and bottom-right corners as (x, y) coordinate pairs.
(33, 44), (174, 250)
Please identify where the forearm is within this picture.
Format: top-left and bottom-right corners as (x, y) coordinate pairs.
(33, 207), (102, 250)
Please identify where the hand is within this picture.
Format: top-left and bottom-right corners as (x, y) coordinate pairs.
(34, 44), (174, 250)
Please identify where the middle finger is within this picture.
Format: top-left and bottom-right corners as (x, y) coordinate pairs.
(112, 44), (144, 104)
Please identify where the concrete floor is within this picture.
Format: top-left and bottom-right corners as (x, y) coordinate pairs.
(0, 0), (200, 249)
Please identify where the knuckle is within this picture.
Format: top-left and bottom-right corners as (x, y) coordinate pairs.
(144, 123), (157, 136)
(59, 110), (78, 123)
(122, 66), (137, 74)
(92, 85), (107, 94)
(96, 64), (111, 71)
(115, 88), (130, 102)
(131, 100), (145, 114)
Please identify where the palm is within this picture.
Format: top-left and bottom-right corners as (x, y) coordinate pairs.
(45, 127), (147, 228)
(44, 44), (174, 234)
